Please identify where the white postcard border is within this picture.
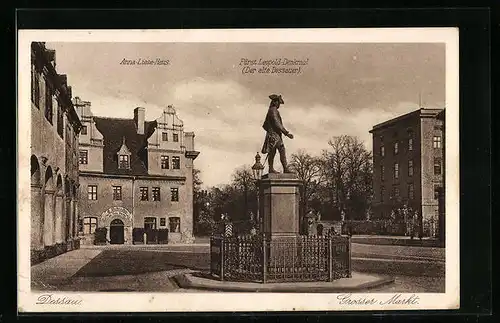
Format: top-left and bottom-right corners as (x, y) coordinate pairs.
(17, 28), (459, 312)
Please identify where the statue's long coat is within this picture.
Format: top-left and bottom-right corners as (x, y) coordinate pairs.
(261, 106), (288, 154)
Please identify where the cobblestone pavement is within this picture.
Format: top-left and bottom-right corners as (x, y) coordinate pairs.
(31, 244), (445, 293)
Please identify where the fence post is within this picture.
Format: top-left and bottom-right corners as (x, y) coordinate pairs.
(220, 237), (225, 281)
(328, 237), (333, 282)
(262, 236), (267, 284)
(347, 235), (352, 278)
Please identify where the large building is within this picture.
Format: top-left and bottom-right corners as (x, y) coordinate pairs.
(74, 99), (199, 244)
(30, 42), (83, 264)
(369, 108), (445, 238)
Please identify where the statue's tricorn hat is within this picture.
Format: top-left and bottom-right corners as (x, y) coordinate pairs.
(269, 94), (284, 104)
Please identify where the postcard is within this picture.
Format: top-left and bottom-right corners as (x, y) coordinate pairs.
(17, 28), (459, 312)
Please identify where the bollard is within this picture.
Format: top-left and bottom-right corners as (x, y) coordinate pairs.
(220, 237), (225, 281)
(262, 237), (267, 284)
(328, 237), (333, 282)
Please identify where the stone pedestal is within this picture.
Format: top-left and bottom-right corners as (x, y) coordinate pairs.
(260, 173), (302, 238)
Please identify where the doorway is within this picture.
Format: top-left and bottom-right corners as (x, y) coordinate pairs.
(144, 217), (157, 244)
(109, 219), (124, 244)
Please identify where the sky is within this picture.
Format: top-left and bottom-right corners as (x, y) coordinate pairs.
(46, 42), (445, 188)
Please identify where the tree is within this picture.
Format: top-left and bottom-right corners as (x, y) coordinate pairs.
(231, 165), (256, 221)
(192, 168), (206, 235)
(320, 135), (373, 220)
(193, 168), (203, 193)
(289, 150), (324, 231)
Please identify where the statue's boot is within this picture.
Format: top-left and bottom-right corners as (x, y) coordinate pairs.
(279, 149), (294, 173)
(268, 153), (279, 173)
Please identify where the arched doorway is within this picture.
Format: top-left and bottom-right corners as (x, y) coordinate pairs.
(110, 219), (124, 244)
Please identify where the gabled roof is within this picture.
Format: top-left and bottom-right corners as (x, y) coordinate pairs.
(94, 117), (157, 175)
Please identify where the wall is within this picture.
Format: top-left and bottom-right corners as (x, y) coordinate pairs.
(371, 110), (422, 219)
(31, 70), (66, 174)
(79, 174), (190, 243)
(420, 114), (444, 232)
(74, 100), (104, 173)
(133, 178), (188, 232)
(30, 43), (81, 262)
(147, 108), (186, 177)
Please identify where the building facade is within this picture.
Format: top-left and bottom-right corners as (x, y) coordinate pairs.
(74, 99), (199, 244)
(30, 42), (82, 264)
(370, 108), (445, 238)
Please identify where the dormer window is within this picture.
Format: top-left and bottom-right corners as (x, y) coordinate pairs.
(116, 136), (131, 169)
(119, 155), (129, 169)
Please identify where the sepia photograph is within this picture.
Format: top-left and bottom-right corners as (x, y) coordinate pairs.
(17, 29), (459, 312)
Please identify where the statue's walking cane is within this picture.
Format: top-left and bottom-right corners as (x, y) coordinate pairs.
(263, 153), (269, 165)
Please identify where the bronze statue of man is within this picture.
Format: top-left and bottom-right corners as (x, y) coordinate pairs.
(261, 94), (294, 173)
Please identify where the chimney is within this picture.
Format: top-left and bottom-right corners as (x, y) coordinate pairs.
(59, 74), (67, 88)
(134, 107), (145, 135)
(46, 49), (56, 67)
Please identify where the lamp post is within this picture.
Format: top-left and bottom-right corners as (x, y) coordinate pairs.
(251, 152), (264, 233)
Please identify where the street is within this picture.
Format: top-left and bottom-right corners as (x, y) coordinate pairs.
(31, 243), (445, 293)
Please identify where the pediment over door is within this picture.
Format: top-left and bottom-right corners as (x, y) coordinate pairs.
(100, 206), (133, 227)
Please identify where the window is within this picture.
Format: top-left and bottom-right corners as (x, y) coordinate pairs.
(171, 187), (179, 202)
(87, 185), (97, 200)
(172, 156), (181, 169)
(408, 183), (414, 200)
(162, 132), (168, 141)
(79, 150), (88, 164)
(434, 158), (442, 175)
(393, 186), (400, 199)
(408, 138), (413, 152)
(380, 186), (385, 202)
(380, 165), (385, 181)
(81, 125), (88, 135)
(44, 80), (53, 124)
(144, 217), (157, 230)
(394, 163), (399, 179)
(161, 156), (169, 169)
(112, 186), (122, 200)
(393, 142), (399, 155)
(434, 185), (442, 199)
(119, 155), (130, 169)
(32, 68), (40, 107)
(380, 145), (385, 157)
(169, 217), (181, 233)
(408, 160), (414, 177)
(57, 102), (64, 139)
(160, 217), (166, 227)
(83, 217), (98, 235)
(433, 136), (442, 148)
(140, 187), (149, 201)
(173, 133), (179, 142)
(152, 187), (161, 201)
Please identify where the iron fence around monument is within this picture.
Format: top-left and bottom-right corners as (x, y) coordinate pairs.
(210, 234), (351, 283)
